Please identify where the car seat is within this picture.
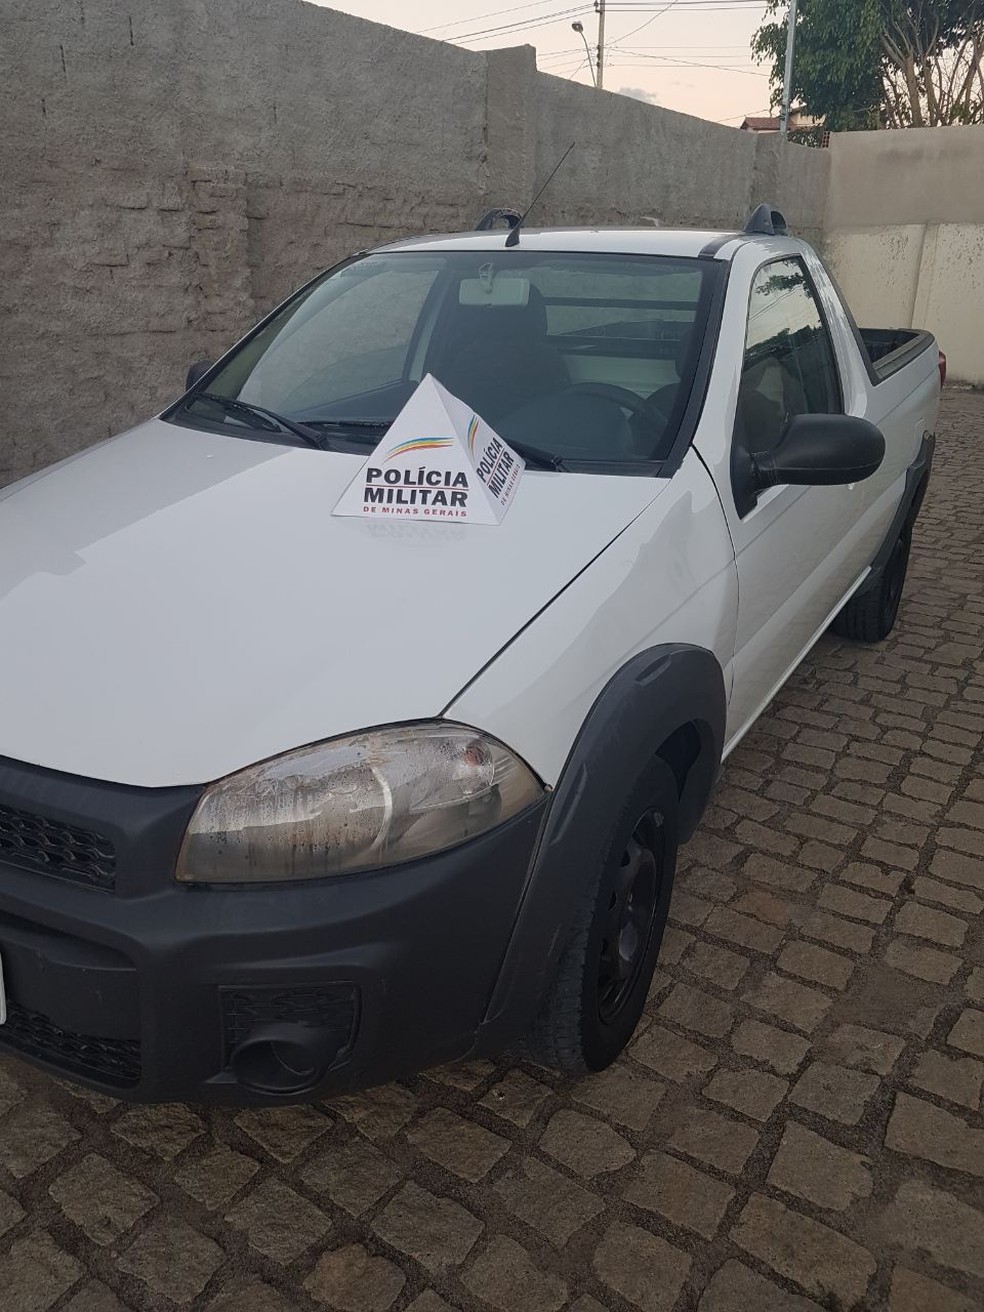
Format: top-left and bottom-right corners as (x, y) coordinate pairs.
(436, 287), (570, 423)
(737, 353), (808, 454)
(644, 330), (693, 424)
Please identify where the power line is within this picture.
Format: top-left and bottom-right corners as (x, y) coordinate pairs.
(605, 3), (767, 10)
(446, 6), (589, 44)
(427, 0), (767, 46)
(420, 0), (577, 35)
(610, 56), (769, 76)
(605, 1), (765, 6)
(617, 47), (766, 67)
(625, 43), (753, 49)
(717, 105), (772, 123)
(613, 0), (682, 47)
(386, 0), (775, 117)
(538, 47), (590, 62)
(442, 0), (767, 38)
(540, 43), (752, 59)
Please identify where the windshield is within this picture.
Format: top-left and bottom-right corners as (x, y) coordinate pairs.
(171, 249), (719, 466)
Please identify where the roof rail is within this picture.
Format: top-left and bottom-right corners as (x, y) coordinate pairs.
(474, 208), (522, 232)
(744, 204), (788, 237)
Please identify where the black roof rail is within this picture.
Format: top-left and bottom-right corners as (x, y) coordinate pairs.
(744, 204), (788, 237)
(474, 208), (523, 232)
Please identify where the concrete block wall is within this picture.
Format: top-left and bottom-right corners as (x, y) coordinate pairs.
(529, 77), (829, 248)
(1, 0), (831, 485)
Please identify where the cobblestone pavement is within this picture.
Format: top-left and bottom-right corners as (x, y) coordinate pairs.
(2, 392), (983, 1312)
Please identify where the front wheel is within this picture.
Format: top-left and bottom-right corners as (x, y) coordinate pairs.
(525, 758), (678, 1074)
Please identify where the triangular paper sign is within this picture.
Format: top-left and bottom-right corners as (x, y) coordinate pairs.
(332, 375), (525, 525)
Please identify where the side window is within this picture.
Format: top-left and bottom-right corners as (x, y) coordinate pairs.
(738, 258), (842, 455)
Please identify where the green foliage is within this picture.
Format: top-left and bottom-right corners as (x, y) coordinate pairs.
(753, 1), (984, 131)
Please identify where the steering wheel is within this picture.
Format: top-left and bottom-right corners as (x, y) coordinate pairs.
(566, 383), (669, 455)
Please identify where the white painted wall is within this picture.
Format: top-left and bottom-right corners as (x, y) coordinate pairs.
(824, 126), (984, 384)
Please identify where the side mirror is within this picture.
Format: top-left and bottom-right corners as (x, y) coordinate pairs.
(732, 414), (885, 517)
(185, 360), (213, 392)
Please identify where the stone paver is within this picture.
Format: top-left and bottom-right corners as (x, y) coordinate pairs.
(492, 1155), (603, 1247)
(304, 1243), (406, 1311)
(698, 1261), (824, 1311)
(732, 1193), (876, 1305)
(118, 1219), (223, 1305)
(790, 1059), (881, 1125)
(592, 1222), (690, 1312)
(623, 1150), (735, 1239)
(766, 1121), (873, 1211)
(48, 1155), (157, 1246)
(1, 393), (982, 1309)
(224, 1178), (331, 1264)
(463, 1236), (568, 1312)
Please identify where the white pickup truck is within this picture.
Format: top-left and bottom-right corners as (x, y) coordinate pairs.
(0, 207), (941, 1102)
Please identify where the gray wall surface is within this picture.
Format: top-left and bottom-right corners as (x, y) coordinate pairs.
(0, 0), (831, 485)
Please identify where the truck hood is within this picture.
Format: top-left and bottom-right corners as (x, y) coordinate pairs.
(0, 420), (667, 786)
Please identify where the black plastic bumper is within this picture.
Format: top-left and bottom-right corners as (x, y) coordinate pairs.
(0, 753), (548, 1103)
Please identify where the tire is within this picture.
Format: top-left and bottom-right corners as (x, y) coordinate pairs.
(524, 757), (679, 1075)
(832, 523), (912, 644)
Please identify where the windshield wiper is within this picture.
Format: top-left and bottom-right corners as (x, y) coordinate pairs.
(493, 438), (565, 471)
(189, 393), (329, 450)
(300, 415), (563, 470)
(305, 417), (394, 439)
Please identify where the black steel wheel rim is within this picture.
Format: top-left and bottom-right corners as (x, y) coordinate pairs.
(597, 810), (663, 1024)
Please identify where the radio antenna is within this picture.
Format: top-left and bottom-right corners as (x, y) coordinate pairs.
(505, 142), (576, 248)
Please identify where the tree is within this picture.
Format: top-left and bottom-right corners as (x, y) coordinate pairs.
(753, 1), (984, 131)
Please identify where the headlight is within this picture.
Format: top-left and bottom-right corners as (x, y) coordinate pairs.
(176, 723), (543, 884)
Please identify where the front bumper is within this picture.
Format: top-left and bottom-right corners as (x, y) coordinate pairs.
(0, 754), (547, 1103)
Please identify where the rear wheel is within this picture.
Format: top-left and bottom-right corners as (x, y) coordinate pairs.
(525, 758), (678, 1074)
(832, 524), (912, 643)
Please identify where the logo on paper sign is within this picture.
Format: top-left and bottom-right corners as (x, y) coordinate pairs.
(332, 374), (525, 525)
(385, 437), (454, 460)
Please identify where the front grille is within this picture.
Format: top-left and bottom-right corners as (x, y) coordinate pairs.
(0, 802), (116, 892)
(221, 984), (359, 1065)
(0, 1000), (140, 1088)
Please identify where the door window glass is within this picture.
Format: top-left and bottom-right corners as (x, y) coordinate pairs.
(738, 259), (842, 454)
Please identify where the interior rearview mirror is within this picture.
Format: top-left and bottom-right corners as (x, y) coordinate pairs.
(185, 360), (213, 392)
(459, 273), (531, 307)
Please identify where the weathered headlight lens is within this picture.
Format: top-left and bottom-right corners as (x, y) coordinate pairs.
(176, 723), (542, 883)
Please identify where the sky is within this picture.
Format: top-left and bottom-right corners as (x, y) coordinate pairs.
(313, 1), (777, 126)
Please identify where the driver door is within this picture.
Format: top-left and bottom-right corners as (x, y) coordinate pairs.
(710, 255), (871, 748)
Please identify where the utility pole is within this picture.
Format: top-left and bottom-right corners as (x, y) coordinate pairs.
(779, 0), (799, 137)
(596, 0), (606, 90)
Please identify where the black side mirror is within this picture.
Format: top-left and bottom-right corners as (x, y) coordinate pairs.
(185, 360), (213, 392)
(734, 413), (885, 516)
(755, 414), (885, 491)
